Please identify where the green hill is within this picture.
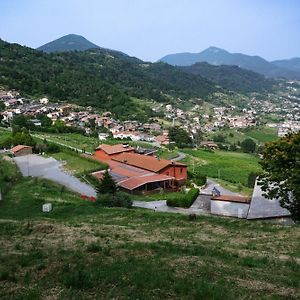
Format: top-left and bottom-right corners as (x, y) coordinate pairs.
(0, 39), (218, 119)
(37, 34), (100, 53)
(180, 62), (275, 93)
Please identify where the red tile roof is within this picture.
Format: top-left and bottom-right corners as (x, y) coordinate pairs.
(95, 144), (134, 155)
(10, 145), (32, 153)
(118, 173), (174, 190)
(112, 152), (186, 173)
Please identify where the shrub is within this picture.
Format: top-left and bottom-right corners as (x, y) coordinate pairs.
(194, 175), (207, 187)
(167, 188), (199, 208)
(96, 192), (132, 208)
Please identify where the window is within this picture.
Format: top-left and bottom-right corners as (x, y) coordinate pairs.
(180, 168), (183, 175)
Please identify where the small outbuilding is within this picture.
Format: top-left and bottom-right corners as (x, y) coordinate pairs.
(10, 145), (33, 156)
(211, 195), (251, 218)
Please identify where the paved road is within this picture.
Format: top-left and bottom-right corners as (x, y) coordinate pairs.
(14, 154), (96, 197)
(171, 152), (186, 162)
(200, 179), (242, 196)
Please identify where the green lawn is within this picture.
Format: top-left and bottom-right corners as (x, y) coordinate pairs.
(0, 176), (299, 299)
(209, 127), (278, 145)
(242, 127), (278, 143)
(50, 151), (106, 175)
(0, 128), (12, 145)
(182, 149), (261, 187)
(35, 132), (156, 153)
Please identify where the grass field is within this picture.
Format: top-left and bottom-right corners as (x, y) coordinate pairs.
(35, 133), (156, 153)
(0, 128), (12, 145)
(50, 151), (106, 175)
(0, 173), (299, 299)
(242, 127), (278, 143)
(209, 126), (278, 145)
(182, 149), (262, 187)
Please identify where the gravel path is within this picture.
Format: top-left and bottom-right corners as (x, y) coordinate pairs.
(14, 154), (96, 197)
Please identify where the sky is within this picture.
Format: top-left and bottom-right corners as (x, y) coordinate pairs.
(0, 0), (299, 62)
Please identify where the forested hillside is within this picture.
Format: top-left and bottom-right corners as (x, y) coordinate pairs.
(0, 39), (218, 118)
(180, 62), (275, 93)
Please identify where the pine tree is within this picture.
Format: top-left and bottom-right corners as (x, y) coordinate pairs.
(97, 170), (117, 194)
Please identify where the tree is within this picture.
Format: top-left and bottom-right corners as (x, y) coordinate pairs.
(168, 126), (192, 148)
(241, 138), (256, 153)
(12, 115), (29, 129)
(36, 114), (52, 127)
(193, 130), (204, 147)
(259, 132), (300, 221)
(97, 170), (117, 194)
(213, 134), (226, 143)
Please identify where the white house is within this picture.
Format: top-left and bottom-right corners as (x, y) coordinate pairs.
(40, 97), (49, 104)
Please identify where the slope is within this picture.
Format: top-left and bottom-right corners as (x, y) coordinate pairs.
(272, 58), (300, 74)
(180, 62), (275, 93)
(0, 39), (218, 119)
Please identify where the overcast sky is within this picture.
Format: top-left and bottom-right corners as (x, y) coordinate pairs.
(1, 0), (299, 62)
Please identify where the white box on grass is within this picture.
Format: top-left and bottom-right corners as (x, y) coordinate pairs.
(42, 203), (52, 212)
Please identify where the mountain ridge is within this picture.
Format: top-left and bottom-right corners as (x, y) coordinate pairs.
(160, 46), (300, 79)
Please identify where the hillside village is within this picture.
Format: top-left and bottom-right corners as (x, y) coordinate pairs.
(1, 85), (300, 145)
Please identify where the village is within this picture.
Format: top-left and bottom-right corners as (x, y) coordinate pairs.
(1, 87), (300, 145)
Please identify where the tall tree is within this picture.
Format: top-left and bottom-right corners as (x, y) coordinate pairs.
(97, 170), (117, 195)
(241, 138), (256, 153)
(259, 132), (300, 221)
(168, 126), (192, 148)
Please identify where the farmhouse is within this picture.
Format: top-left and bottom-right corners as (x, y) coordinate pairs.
(94, 144), (135, 161)
(91, 144), (187, 193)
(92, 162), (174, 194)
(10, 145), (33, 156)
(112, 152), (187, 186)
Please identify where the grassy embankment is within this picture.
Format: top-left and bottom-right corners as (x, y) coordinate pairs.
(209, 126), (278, 145)
(0, 169), (299, 299)
(50, 151), (106, 176)
(182, 149), (262, 195)
(34, 132), (156, 153)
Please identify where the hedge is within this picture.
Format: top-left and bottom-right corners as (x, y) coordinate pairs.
(166, 188), (199, 208)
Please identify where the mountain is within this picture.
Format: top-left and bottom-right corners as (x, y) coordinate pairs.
(160, 47), (300, 79)
(0, 38), (218, 120)
(179, 62), (275, 93)
(37, 34), (100, 53)
(271, 58), (300, 74)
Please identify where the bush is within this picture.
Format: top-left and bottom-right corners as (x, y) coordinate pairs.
(187, 171), (206, 187)
(194, 175), (207, 187)
(96, 192), (132, 208)
(46, 143), (61, 153)
(167, 188), (199, 208)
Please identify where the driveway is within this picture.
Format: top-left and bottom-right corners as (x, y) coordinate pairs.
(200, 179), (241, 196)
(14, 154), (96, 197)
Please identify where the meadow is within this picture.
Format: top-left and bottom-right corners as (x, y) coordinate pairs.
(0, 168), (299, 299)
(209, 126), (278, 145)
(182, 149), (262, 187)
(50, 151), (106, 175)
